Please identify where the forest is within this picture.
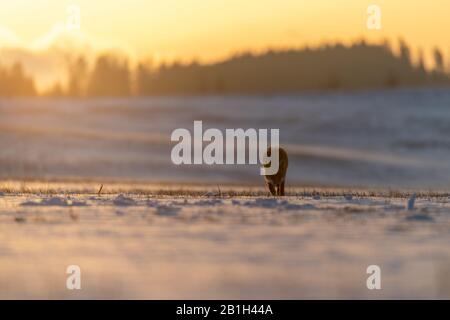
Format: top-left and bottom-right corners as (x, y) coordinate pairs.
(1, 39), (449, 97)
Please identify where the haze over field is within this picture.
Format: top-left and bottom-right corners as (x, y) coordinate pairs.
(2, 88), (450, 188)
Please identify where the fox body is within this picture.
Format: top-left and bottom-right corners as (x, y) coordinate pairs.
(263, 147), (288, 196)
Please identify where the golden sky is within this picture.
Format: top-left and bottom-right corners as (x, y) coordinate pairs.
(0, 0), (448, 89)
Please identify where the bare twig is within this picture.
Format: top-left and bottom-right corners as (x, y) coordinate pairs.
(98, 184), (104, 196)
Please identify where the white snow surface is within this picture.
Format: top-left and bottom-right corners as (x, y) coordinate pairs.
(0, 191), (450, 299)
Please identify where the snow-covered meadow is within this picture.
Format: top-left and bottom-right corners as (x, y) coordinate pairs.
(2, 89), (450, 298)
(1, 182), (450, 299)
(2, 88), (450, 188)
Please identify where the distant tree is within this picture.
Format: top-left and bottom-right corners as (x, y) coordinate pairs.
(67, 56), (88, 97)
(381, 39), (391, 51)
(398, 38), (411, 65)
(433, 48), (445, 74)
(86, 53), (131, 97)
(448, 49), (450, 75)
(385, 68), (399, 88)
(0, 62), (36, 96)
(136, 60), (155, 95)
(417, 48), (426, 72)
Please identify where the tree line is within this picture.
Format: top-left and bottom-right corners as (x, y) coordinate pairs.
(0, 62), (36, 96)
(2, 39), (449, 97)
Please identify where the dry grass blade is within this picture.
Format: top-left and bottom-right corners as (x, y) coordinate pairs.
(98, 184), (104, 196)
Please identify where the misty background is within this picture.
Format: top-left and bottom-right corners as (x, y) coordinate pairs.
(0, 38), (449, 97)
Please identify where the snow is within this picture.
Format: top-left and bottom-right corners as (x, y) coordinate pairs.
(2, 89), (450, 188)
(21, 196), (87, 207)
(1, 187), (450, 299)
(1, 90), (450, 298)
(407, 193), (416, 211)
(112, 194), (137, 206)
(155, 204), (181, 216)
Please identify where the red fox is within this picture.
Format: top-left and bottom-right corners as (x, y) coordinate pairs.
(263, 147), (289, 196)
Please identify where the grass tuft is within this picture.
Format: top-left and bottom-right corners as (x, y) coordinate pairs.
(1, 180), (449, 198)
